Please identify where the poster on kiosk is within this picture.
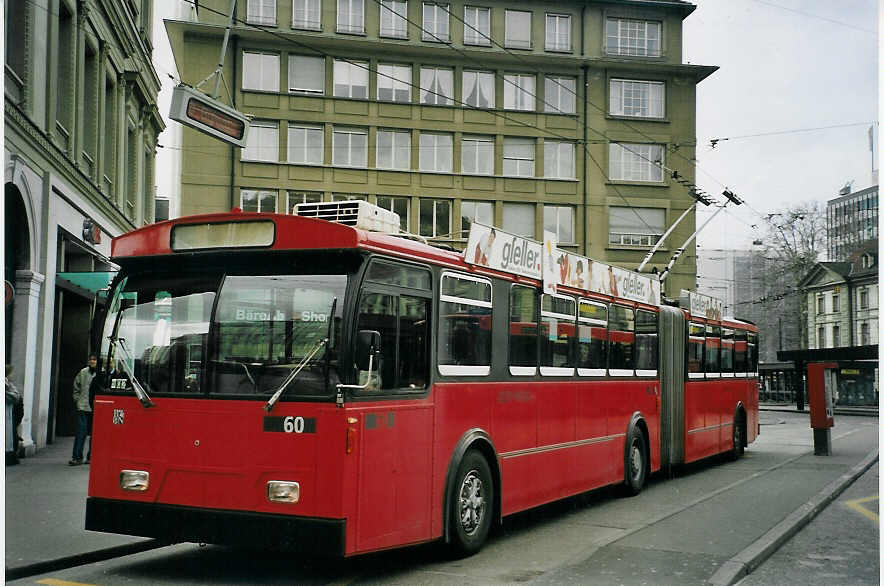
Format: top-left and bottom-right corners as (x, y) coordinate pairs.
(464, 223), (661, 306)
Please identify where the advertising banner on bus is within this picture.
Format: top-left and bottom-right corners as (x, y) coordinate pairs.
(465, 223), (661, 305)
(464, 223), (542, 280)
(681, 289), (723, 320)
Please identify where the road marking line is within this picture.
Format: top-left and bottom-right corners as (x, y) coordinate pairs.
(845, 496), (879, 522)
(36, 579), (98, 586)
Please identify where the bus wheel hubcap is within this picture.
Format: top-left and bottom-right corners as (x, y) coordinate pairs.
(631, 443), (642, 480)
(459, 471), (486, 536)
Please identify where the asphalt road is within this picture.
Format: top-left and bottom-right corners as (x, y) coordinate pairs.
(9, 412), (878, 585)
(737, 461), (879, 586)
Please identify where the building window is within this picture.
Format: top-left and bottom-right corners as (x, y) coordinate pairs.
(5, 0), (26, 102)
(241, 189), (278, 212)
(83, 45), (99, 173)
(289, 55), (325, 94)
(293, 0), (322, 30)
(464, 6), (491, 46)
(461, 200), (493, 238)
(859, 288), (869, 309)
(287, 190), (323, 213)
(503, 203), (534, 238)
(242, 121), (279, 162)
(545, 14), (570, 52)
(461, 135), (494, 175)
(544, 140), (575, 179)
(377, 195), (410, 232)
(608, 206), (664, 247)
(56, 3), (75, 146)
(817, 296), (825, 314)
(377, 64), (411, 102)
(243, 52), (280, 91)
(463, 70), (495, 108)
(609, 79), (664, 118)
(832, 293), (840, 313)
(419, 132), (453, 172)
(608, 143), (664, 182)
(606, 17), (661, 57)
(544, 205), (574, 244)
(380, 0), (408, 38)
(376, 129), (411, 170)
(832, 325), (840, 347)
(332, 193), (367, 201)
(503, 137), (535, 177)
(861, 322), (870, 345)
(103, 75), (117, 190)
(287, 125), (324, 165)
(337, 0), (364, 33)
(247, 0), (276, 25)
(332, 127), (368, 167)
(504, 73), (535, 111)
(505, 10), (532, 49)
(422, 2), (450, 41)
(817, 326), (825, 348)
(544, 76), (576, 114)
(420, 66), (453, 105)
(333, 59), (368, 98)
(420, 199), (451, 237)
(154, 198), (170, 222)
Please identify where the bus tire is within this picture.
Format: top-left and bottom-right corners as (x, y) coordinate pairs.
(623, 427), (648, 496)
(448, 450), (493, 556)
(730, 414), (745, 460)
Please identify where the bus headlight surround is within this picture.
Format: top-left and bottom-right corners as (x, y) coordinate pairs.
(267, 480), (300, 503)
(119, 470), (149, 491)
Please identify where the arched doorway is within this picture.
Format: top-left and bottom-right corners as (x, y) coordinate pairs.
(5, 183), (31, 364)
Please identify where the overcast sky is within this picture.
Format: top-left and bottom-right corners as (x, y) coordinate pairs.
(684, 0), (879, 251)
(153, 0), (880, 251)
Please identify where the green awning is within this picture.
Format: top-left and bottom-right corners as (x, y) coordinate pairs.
(56, 271), (117, 299)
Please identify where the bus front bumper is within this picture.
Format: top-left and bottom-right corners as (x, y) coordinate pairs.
(86, 497), (346, 556)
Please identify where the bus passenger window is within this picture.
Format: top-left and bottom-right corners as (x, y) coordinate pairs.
(577, 300), (607, 376)
(705, 325), (721, 377)
(509, 285), (538, 375)
(747, 332), (758, 374)
(438, 273), (492, 375)
(540, 294), (576, 375)
(687, 322), (705, 378)
(635, 310), (658, 376)
(734, 330), (748, 374)
(721, 328), (735, 376)
(609, 305), (635, 375)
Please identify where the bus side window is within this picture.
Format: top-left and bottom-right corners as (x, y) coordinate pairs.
(747, 332), (758, 374)
(509, 285), (538, 376)
(705, 325), (721, 377)
(540, 294), (576, 375)
(438, 273), (492, 375)
(577, 299), (607, 376)
(355, 292), (429, 391)
(635, 309), (658, 377)
(609, 305), (635, 376)
(721, 328), (735, 376)
(734, 330), (748, 374)
(687, 322), (705, 378)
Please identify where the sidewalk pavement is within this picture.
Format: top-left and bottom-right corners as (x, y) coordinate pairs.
(760, 402), (878, 417)
(4, 414), (879, 582)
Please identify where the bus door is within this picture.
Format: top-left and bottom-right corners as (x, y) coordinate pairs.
(350, 260), (434, 552)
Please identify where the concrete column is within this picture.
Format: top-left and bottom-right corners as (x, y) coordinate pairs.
(11, 270), (45, 456)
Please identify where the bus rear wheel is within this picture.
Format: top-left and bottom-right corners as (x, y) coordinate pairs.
(731, 415), (745, 460)
(623, 428), (647, 496)
(448, 450), (493, 556)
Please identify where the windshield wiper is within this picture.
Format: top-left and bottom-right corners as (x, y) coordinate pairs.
(265, 297), (337, 412)
(110, 336), (155, 408)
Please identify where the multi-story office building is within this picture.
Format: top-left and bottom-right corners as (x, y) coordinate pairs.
(166, 0), (716, 297)
(5, 0), (164, 451)
(827, 184), (878, 261)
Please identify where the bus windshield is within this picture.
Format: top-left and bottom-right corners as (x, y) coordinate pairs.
(101, 273), (346, 399)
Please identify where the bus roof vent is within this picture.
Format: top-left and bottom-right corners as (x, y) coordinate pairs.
(295, 200), (400, 234)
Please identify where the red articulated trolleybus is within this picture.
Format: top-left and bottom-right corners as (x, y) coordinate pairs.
(86, 201), (759, 557)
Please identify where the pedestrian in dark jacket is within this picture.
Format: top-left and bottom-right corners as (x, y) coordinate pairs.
(70, 355), (97, 466)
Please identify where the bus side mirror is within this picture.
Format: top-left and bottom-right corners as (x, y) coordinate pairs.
(355, 330), (381, 371)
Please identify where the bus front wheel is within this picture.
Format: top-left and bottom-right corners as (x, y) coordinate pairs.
(623, 427), (648, 496)
(448, 450), (493, 556)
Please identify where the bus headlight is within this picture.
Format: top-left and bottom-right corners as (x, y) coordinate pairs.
(266, 481), (300, 503)
(120, 470), (149, 491)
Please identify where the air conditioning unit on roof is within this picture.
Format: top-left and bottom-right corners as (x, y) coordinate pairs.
(295, 200), (400, 234)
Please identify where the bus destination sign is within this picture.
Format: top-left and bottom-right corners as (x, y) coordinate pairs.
(169, 84), (250, 148)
